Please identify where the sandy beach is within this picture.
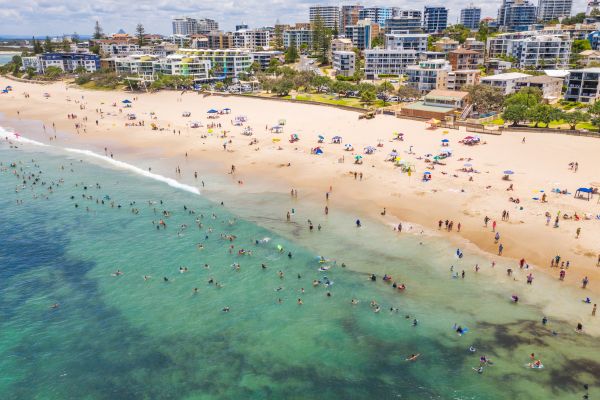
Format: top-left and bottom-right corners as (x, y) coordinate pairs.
(1, 77), (599, 321)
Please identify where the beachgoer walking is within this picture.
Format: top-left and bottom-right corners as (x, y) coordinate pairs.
(582, 276), (589, 289)
(593, 304), (597, 317)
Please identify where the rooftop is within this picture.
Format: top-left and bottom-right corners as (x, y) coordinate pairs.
(520, 75), (563, 84)
(481, 72), (531, 81)
(425, 89), (469, 100)
(449, 48), (479, 55)
(402, 101), (457, 113)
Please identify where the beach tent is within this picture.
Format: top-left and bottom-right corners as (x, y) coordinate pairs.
(364, 146), (376, 154)
(1, 89), (7, 94)
(314, 147), (324, 155)
(574, 187), (593, 201)
(332, 136), (342, 144)
(270, 125), (283, 133)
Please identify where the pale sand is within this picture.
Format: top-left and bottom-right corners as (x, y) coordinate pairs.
(1, 77), (600, 328)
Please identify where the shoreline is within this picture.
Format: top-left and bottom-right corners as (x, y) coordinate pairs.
(1, 77), (599, 322)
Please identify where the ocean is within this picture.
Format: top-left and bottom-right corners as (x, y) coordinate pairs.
(0, 53), (18, 66)
(1, 126), (599, 399)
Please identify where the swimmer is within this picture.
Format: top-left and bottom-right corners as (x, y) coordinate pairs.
(469, 346), (477, 352)
(112, 270), (123, 276)
(406, 353), (420, 361)
(351, 298), (359, 305)
(222, 307), (230, 312)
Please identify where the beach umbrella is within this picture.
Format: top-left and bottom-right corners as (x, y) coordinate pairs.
(424, 172), (431, 175)
(318, 135), (325, 140)
(364, 146), (376, 152)
(503, 170), (514, 175)
(464, 163), (472, 167)
(223, 108), (231, 111)
(332, 135), (342, 140)
(122, 99), (132, 104)
(207, 109), (218, 113)
(344, 143), (353, 148)
(389, 151), (398, 157)
(441, 139), (449, 143)
(354, 155), (362, 160)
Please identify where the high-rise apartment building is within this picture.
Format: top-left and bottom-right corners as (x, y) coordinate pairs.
(423, 7), (448, 33)
(358, 7), (396, 27)
(309, 6), (341, 30)
(497, 0), (538, 30)
(172, 17), (219, 35)
(537, 0), (572, 22)
(341, 5), (364, 30)
(460, 6), (482, 29)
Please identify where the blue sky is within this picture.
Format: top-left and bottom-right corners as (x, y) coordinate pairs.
(0, 0), (590, 36)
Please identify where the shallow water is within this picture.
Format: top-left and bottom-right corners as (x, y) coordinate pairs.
(1, 133), (599, 400)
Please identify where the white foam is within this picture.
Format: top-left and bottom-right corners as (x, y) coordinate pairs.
(1, 127), (200, 196)
(64, 147), (201, 195)
(1, 127), (50, 147)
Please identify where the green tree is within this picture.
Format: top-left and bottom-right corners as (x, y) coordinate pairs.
(444, 24), (470, 44)
(561, 12), (585, 25)
(464, 84), (504, 113)
(136, 23), (146, 47)
(273, 25), (284, 50)
(90, 44), (100, 55)
(378, 81), (394, 95)
(44, 66), (63, 79)
(93, 21), (104, 39)
(562, 110), (590, 129)
(502, 104), (528, 126)
(476, 21), (493, 43)
(397, 85), (420, 100)
(26, 66), (36, 79)
(72, 32), (80, 43)
(371, 36), (384, 48)
(312, 75), (332, 92)
(587, 101), (600, 126)
(360, 88), (376, 105)
(61, 38), (71, 52)
(285, 44), (299, 63)
(311, 14), (332, 64)
(43, 36), (54, 53)
(505, 87), (543, 108)
(273, 78), (294, 96)
(528, 104), (560, 127)
(32, 37), (43, 54)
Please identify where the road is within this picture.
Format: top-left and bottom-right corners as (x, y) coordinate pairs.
(298, 55), (325, 76)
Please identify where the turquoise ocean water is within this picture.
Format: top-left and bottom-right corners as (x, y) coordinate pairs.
(0, 54), (18, 66)
(1, 127), (599, 399)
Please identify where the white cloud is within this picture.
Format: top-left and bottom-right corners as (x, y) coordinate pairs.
(0, 0), (592, 36)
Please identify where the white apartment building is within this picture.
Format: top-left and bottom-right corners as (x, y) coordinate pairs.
(309, 6), (341, 29)
(172, 17), (198, 36)
(487, 31), (572, 68)
(537, 0), (572, 22)
(99, 43), (141, 57)
(564, 68), (600, 103)
(405, 59), (452, 93)
(115, 55), (158, 81)
(364, 49), (418, 79)
(178, 48), (253, 78)
(385, 32), (429, 51)
(154, 54), (211, 81)
(480, 72), (532, 94)
(446, 70), (481, 90)
(332, 51), (356, 77)
(283, 29), (313, 49)
(329, 38), (353, 61)
(233, 29), (271, 50)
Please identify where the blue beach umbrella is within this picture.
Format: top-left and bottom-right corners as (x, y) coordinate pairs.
(122, 99), (132, 104)
(207, 109), (218, 113)
(441, 139), (449, 142)
(503, 170), (514, 175)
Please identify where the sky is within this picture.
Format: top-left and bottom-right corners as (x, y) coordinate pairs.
(0, 0), (591, 37)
